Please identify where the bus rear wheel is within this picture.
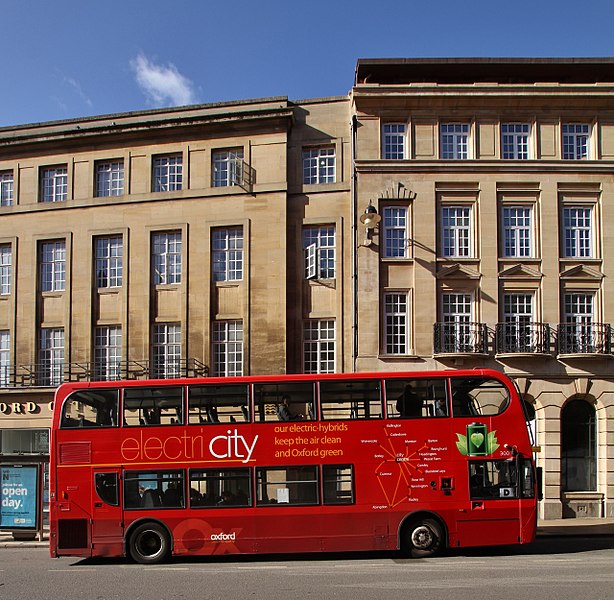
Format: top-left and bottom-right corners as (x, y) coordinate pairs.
(128, 522), (170, 564)
(403, 518), (443, 558)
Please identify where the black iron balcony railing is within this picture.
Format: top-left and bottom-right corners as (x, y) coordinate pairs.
(495, 322), (551, 354)
(557, 323), (612, 355)
(433, 322), (488, 354)
(0, 358), (208, 389)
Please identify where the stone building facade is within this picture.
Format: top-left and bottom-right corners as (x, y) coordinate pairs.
(1, 58), (613, 520)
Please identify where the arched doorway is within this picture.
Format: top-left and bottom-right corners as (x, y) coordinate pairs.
(561, 398), (596, 492)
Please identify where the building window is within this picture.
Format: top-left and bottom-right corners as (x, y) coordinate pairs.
(95, 160), (124, 197)
(303, 225), (335, 279)
(0, 244), (11, 295)
(94, 326), (122, 381)
(41, 166), (68, 202)
(152, 323), (181, 379)
(152, 232), (182, 285)
(561, 399), (596, 491)
(562, 123), (590, 160)
(501, 124), (530, 159)
(563, 292), (594, 353)
(40, 240), (66, 292)
(382, 123), (406, 159)
(440, 123), (470, 159)
(563, 206), (592, 258)
(95, 236), (123, 288)
(382, 206), (409, 258)
(0, 330), (9, 387)
(502, 293), (534, 353)
(303, 147), (335, 184)
(212, 227), (243, 282)
(39, 328), (64, 386)
(441, 206), (472, 258)
(441, 293), (473, 353)
(153, 154), (183, 192)
(0, 171), (14, 207)
(212, 321), (243, 377)
(502, 206), (532, 257)
(384, 292), (409, 354)
(212, 148), (244, 187)
(303, 320), (335, 374)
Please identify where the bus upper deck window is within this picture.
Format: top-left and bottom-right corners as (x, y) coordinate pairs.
(254, 382), (315, 423)
(385, 379), (448, 419)
(319, 380), (382, 420)
(451, 378), (510, 417)
(123, 387), (184, 426)
(188, 384), (250, 425)
(61, 389), (119, 428)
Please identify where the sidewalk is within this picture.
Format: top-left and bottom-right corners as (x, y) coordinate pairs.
(1, 519), (613, 549)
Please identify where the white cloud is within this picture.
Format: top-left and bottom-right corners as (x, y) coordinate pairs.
(64, 76), (93, 108)
(131, 53), (197, 107)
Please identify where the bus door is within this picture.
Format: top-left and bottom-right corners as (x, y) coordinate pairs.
(91, 470), (124, 555)
(457, 458), (525, 547)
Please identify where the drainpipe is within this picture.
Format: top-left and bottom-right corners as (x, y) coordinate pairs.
(351, 114), (358, 373)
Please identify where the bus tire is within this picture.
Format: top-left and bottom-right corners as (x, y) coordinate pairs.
(403, 518), (442, 558)
(128, 522), (170, 564)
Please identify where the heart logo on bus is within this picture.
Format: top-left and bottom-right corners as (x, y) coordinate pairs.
(470, 432), (484, 448)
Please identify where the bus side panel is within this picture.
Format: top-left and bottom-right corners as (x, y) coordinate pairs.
(50, 466), (93, 558)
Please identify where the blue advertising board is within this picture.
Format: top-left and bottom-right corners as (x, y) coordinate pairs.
(0, 465), (40, 530)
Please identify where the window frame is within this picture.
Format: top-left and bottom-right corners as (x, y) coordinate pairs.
(303, 225), (335, 280)
(501, 123), (530, 160)
(501, 205), (533, 258)
(302, 146), (336, 184)
(212, 320), (243, 377)
(0, 330), (10, 387)
(212, 227), (243, 282)
(95, 160), (124, 197)
(152, 231), (182, 285)
(39, 240), (66, 292)
(94, 325), (122, 381)
(562, 205), (593, 258)
(151, 323), (182, 379)
(382, 123), (407, 160)
(562, 123), (591, 160)
(383, 291), (409, 355)
(381, 206), (410, 259)
(0, 171), (14, 207)
(152, 154), (183, 192)
(95, 235), (123, 289)
(212, 148), (244, 187)
(40, 165), (68, 203)
(303, 319), (335, 374)
(441, 205), (473, 258)
(0, 244), (11, 295)
(440, 123), (471, 159)
(39, 327), (64, 386)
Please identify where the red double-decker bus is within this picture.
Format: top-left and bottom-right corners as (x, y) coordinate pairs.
(49, 369), (537, 563)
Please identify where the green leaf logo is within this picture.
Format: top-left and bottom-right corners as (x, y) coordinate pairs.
(486, 431), (500, 454)
(455, 433), (468, 456)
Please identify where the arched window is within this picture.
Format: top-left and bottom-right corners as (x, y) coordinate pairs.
(561, 399), (596, 491)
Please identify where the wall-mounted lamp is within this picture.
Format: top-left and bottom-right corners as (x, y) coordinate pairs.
(359, 201), (381, 245)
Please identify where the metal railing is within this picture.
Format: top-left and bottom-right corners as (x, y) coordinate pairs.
(495, 322), (551, 354)
(0, 358), (208, 388)
(433, 322), (488, 354)
(556, 323), (612, 355)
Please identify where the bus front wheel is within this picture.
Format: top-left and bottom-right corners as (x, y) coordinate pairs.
(128, 522), (170, 564)
(403, 518), (443, 558)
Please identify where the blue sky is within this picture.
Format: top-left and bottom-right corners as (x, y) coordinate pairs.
(2, 0), (614, 128)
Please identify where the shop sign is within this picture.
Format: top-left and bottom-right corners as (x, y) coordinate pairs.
(0, 401), (53, 415)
